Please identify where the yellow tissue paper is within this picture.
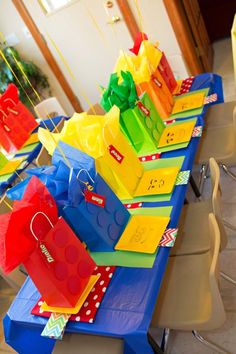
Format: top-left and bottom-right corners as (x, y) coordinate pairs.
(134, 166), (180, 197)
(41, 274), (100, 314)
(115, 40), (162, 84)
(38, 106), (144, 199)
(115, 214), (170, 253)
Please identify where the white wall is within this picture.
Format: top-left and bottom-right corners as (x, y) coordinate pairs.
(128, 0), (189, 79)
(0, 0), (189, 114)
(23, 0), (133, 111)
(0, 0), (74, 115)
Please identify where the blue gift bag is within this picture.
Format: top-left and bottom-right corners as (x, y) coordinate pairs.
(62, 170), (130, 252)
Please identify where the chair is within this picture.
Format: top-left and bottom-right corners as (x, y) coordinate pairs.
(171, 157), (227, 257)
(232, 13), (236, 86)
(34, 97), (67, 119)
(0, 195), (26, 291)
(35, 117), (65, 167)
(151, 214), (227, 354)
(205, 101), (236, 129)
(195, 105), (236, 191)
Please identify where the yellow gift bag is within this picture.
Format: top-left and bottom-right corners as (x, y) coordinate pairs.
(38, 106), (144, 199)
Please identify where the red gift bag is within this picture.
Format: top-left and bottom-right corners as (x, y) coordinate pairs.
(158, 53), (178, 93)
(0, 177), (96, 308)
(0, 84), (38, 153)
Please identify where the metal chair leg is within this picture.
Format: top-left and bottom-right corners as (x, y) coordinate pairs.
(220, 164), (236, 182)
(221, 271), (236, 286)
(160, 328), (170, 352)
(199, 163), (209, 194)
(147, 331), (164, 354)
(192, 330), (231, 354)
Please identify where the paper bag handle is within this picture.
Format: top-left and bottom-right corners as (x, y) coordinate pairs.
(0, 109), (11, 132)
(30, 211), (54, 242)
(4, 98), (18, 115)
(76, 169), (95, 194)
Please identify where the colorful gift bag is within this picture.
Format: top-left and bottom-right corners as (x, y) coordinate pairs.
(0, 84), (38, 153)
(115, 38), (174, 120)
(158, 52), (178, 93)
(0, 176), (96, 308)
(49, 147), (131, 252)
(101, 71), (165, 155)
(63, 170), (130, 252)
(38, 106), (144, 199)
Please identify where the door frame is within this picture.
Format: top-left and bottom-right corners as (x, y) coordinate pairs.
(163, 0), (204, 75)
(12, 0), (203, 109)
(12, 0), (83, 112)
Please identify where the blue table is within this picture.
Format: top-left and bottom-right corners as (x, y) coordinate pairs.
(3, 74), (223, 354)
(0, 116), (65, 197)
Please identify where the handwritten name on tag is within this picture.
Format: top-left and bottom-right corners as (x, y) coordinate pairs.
(137, 101), (150, 116)
(84, 190), (106, 207)
(40, 244), (54, 263)
(108, 145), (124, 164)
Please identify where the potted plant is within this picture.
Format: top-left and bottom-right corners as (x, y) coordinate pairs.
(0, 44), (51, 110)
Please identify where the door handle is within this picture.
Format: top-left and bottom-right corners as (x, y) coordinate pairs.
(107, 15), (121, 24)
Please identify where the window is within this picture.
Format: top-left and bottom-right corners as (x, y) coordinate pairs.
(39, 0), (76, 14)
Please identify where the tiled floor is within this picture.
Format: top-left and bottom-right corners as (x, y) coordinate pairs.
(1, 38), (236, 354)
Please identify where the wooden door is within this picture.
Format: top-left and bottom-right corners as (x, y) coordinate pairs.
(182, 0), (213, 72)
(163, 0), (213, 74)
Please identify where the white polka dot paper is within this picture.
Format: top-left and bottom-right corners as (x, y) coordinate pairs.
(31, 266), (116, 324)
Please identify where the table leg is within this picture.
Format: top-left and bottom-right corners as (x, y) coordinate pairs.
(189, 174), (201, 198)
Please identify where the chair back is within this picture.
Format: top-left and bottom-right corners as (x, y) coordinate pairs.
(87, 103), (105, 115)
(36, 118), (64, 166)
(35, 97), (67, 119)
(209, 157), (228, 250)
(0, 194), (13, 214)
(207, 213), (226, 328)
(231, 13), (236, 86)
(35, 146), (51, 167)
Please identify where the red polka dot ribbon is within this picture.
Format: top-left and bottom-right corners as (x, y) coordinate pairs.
(175, 77), (194, 96)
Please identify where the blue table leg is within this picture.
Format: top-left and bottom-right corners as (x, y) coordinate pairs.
(3, 315), (56, 354)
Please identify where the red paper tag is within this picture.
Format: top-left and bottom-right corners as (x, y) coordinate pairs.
(137, 101), (150, 116)
(108, 145), (124, 164)
(84, 190), (106, 208)
(152, 75), (162, 88)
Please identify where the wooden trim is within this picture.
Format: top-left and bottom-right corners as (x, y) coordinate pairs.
(163, 0), (203, 75)
(116, 0), (140, 41)
(12, 0), (82, 112)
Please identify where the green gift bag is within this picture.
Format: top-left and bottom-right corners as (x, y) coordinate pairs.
(101, 71), (165, 156)
(120, 92), (165, 155)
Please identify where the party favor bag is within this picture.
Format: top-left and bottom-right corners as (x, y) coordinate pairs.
(101, 71), (165, 155)
(0, 84), (38, 153)
(63, 169), (130, 252)
(115, 39), (174, 120)
(51, 142), (130, 251)
(38, 106), (144, 199)
(0, 176), (95, 308)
